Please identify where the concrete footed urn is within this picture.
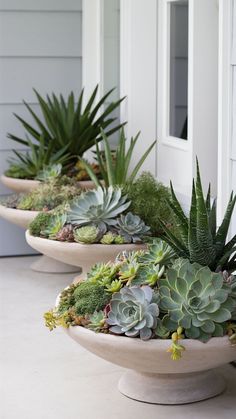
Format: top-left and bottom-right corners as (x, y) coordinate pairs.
(65, 327), (235, 405)
(26, 231), (146, 279)
(1, 174), (40, 193)
(0, 205), (79, 274)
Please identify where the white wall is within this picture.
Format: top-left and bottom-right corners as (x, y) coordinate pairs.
(0, 0), (82, 256)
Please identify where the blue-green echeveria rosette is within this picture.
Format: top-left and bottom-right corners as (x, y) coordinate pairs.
(159, 258), (236, 341)
(107, 286), (159, 340)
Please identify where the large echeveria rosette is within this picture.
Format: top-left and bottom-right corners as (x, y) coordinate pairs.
(159, 259), (236, 341)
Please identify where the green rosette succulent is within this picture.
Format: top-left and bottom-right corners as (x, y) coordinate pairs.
(159, 259), (236, 341)
(116, 212), (150, 243)
(73, 225), (101, 244)
(41, 213), (67, 239)
(107, 286), (159, 340)
(139, 239), (175, 266)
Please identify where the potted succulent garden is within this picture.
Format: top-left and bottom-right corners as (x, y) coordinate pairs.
(43, 163), (236, 405)
(1, 86), (123, 193)
(0, 173), (81, 273)
(26, 186), (151, 278)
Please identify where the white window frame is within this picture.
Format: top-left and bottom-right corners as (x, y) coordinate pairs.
(217, 0), (233, 223)
(161, 0), (190, 150)
(157, 0), (218, 198)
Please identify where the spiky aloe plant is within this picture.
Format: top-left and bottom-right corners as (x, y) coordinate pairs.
(159, 160), (236, 272)
(67, 187), (130, 229)
(6, 86), (125, 178)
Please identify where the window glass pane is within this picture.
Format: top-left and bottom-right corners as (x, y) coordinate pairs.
(169, 1), (188, 140)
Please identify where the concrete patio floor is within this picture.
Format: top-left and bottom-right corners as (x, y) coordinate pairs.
(0, 255), (236, 419)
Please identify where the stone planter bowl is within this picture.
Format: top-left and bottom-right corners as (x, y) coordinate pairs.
(1, 174), (97, 194)
(65, 325), (236, 405)
(26, 231), (146, 280)
(0, 204), (78, 274)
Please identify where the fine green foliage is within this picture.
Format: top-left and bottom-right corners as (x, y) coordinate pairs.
(7, 86), (125, 178)
(159, 258), (236, 341)
(73, 282), (110, 316)
(159, 160), (236, 272)
(5, 136), (70, 179)
(29, 212), (52, 236)
(107, 286), (159, 340)
(126, 172), (175, 235)
(67, 186), (130, 229)
(10, 176), (80, 211)
(116, 212), (150, 243)
(80, 129), (156, 187)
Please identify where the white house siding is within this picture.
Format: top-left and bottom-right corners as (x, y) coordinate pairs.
(0, 0), (82, 255)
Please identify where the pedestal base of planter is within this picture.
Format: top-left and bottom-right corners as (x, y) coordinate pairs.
(30, 255), (80, 274)
(118, 369), (226, 405)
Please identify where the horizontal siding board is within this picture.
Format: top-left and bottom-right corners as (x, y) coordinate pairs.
(0, 218), (37, 256)
(0, 104), (43, 150)
(0, 12), (82, 57)
(0, 58), (82, 103)
(0, 0), (82, 11)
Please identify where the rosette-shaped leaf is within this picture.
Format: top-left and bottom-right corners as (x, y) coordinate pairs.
(107, 286), (159, 340)
(73, 224), (105, 244)
(41, 213), (67, 239)
(139, 239), (175, 266)
(67, 187), (130, 228)
(159, 259), (236, 341)
(117, 212), (150, 243)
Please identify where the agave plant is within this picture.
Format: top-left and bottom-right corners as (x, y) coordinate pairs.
(116, 212), (150, 243)
(80, 128), (156, 187)
(6, 86), (125, 178)
(5, 136), (70, 179)
(159, 258), (236, 341)
(159, 160), (236, 272)
(67, 186), (130, 229)
(107, 286), (159, 340)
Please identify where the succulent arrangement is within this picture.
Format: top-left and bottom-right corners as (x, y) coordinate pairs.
(5, 86), (124, 180)
(29, 186), (151, 244)
(44, 239), (236, 360)
(80, 128), (156, 187)
(2, 175), (80, 211)
(159, 161), (236, 273)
